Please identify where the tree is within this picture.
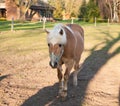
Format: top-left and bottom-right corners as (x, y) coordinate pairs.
(78, 0), (88, 21)
(105, 0), (120, 22)
(87, 0), (100, 22)
(79, 0), (100, 22)
(112, 0), (120, 22)
(14, 0), (37, 21)
(53, 1), (64, 19)
(105, 0), (113, 20)
(48, 0), (83, 19)
(48, 0), (64, 19)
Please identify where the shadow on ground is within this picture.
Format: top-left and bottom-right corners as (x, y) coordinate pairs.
(21, 33), (120, 106)
(0, 74), (10, 82)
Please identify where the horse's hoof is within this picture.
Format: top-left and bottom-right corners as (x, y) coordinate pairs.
(60, 90), (67, 100)
(58, 89), (63, 96)
(56, 94), (67, 101)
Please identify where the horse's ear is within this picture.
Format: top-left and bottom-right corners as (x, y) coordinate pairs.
(59, 29), (63, 35)
(45, 29), (50, 34)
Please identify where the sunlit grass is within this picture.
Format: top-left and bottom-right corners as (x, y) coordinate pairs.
(0, 29), (48, 55)
(0, 22), (120, 57)
(0, 20), (117, 31)
(0, 21), (55, 31)
(84, 24), (120, 45)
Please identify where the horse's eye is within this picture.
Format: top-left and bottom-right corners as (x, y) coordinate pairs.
(48, 43), (50, 47)
(59, 44), (62, 47)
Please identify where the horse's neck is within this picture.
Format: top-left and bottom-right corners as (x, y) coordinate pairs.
(63, 27), (76, 58)
(64, 25), (74, 35)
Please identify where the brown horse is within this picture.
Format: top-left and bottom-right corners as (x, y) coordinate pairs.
(45, 23), (84, 99)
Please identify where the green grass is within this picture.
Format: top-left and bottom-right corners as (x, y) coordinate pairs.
(0, 20), (117, 31)
(0, 29), (48, 55)
(0, 21), (56, 31)
(0, 21), (120, 57)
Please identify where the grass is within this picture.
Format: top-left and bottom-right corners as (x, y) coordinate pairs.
(0, 21), (56, 31)
(0, 20), (116, 31)
(0, 29), (48, 55)
(0, 21), (120, 57)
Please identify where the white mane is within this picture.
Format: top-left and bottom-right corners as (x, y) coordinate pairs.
(47, 24), (67, 45)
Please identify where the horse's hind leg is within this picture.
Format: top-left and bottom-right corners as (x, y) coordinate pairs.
(73, 61), (83, 87)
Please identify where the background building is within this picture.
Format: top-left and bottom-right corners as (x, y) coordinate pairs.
(0, 0), (55, 21)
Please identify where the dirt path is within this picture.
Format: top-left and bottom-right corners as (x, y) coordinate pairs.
(0, 47), (120, 106)
(0, 27), (120, 106)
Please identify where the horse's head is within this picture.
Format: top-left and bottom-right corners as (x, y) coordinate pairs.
(45, 24), (67, 68)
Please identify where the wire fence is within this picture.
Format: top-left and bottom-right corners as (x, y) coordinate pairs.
(0, 17), (119, 31)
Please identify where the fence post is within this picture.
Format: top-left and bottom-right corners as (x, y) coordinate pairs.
(108, 18), (109, 26)
(43, 16), (46, 29)
(11, 17), (14, 31)
(95, 17), (96, 27)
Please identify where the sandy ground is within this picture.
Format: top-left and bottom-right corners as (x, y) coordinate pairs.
(0, 27), (120, 106)
(0, 48), (120, 106)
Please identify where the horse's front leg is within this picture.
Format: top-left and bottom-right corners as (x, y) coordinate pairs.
(57, 66), (63, 96)
(61, 61), (74, 99)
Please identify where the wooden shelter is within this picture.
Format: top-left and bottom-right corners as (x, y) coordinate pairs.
(0, 0), (55, 21)
(0, 1), (6, 18)
(28, 1), (55, 21)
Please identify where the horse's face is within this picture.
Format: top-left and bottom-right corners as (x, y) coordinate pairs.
(45, 26), (66, 68)
(48, 43), (64, 68)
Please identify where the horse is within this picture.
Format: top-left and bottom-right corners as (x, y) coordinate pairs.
(45, 23), (84, 99)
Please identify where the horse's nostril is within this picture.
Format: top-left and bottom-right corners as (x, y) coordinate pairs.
(49, 61), (57, 68)
(54, 62), (57, 67)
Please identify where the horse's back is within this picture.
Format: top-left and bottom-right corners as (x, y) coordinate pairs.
(66, 24), (84, 39)
(66, 24), (84, 48)
(65, 24), (84, 60)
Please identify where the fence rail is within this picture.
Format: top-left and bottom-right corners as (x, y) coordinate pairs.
(0, 17), (119, 31)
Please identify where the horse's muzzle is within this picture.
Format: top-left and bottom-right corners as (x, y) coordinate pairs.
(49, 61), (58, 69)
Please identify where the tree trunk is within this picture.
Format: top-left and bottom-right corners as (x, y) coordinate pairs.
(113, 0), (119, 22)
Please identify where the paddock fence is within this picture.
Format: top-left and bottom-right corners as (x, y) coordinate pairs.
(0, 17), (119, 32)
